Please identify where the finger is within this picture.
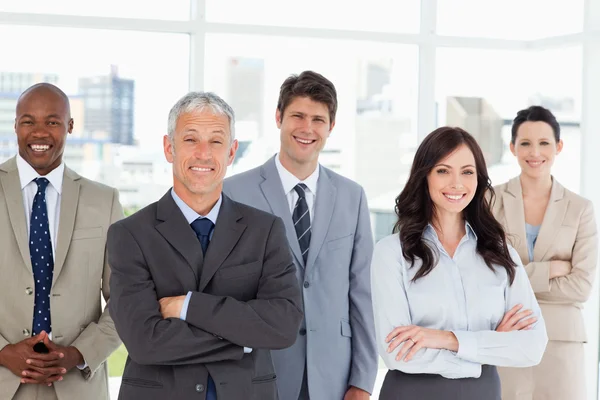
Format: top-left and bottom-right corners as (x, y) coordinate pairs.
(43, 374), (64, 384)
(26, 352), (62, 363)
(26, 357), (62, 368)
(385, 326), (413, 343)
(26, 365), (67, 376)
(21, 369), (52, 381)
(43, 335), (59, 352)
(404, 341), (424, 362)
(514, 316), (537, 331)
(500, 304), (522, 325)
(507, 309), (533, 327)
(395, 339), (415, 361)
(21, 377), (48, 384)
(389, 327), (419, 352)
(388, 333), (410, 353)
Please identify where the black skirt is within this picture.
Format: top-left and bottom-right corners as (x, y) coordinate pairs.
(379, 365), (501, 400)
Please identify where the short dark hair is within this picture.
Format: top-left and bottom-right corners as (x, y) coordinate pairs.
(277, 71), (337, 125)
(511, 105), (560, 144)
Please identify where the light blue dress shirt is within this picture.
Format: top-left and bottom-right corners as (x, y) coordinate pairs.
(525, 223), (541, 263)
(371, 222), (548, 379)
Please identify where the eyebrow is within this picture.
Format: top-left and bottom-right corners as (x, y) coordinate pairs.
(435, 163), (476, 169)
(288, 110), (327, 119)
(19, 113), (63, 119)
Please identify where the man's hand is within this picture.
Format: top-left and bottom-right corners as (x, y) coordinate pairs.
(21, 333), (84, 385)
(159, 295), (186, 319)
(0, 331), (64, 386)
(344, 386), (370, 399)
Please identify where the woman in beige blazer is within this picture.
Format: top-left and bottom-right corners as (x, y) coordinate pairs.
(492, 105), (598, 400)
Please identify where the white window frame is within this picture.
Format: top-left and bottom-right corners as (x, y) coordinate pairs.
(1, 0), (598, 396)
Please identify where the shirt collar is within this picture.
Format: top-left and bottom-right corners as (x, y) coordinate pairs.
(16, 153), (65, 194)
(170, 188), (222, 225)
(424, 220), (478, 242)
(275, 153), (319, 196)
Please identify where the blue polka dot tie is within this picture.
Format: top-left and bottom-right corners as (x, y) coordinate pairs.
(30, 178), (53, 336)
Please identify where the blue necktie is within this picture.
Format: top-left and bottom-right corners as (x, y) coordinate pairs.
(190, 217), (216, 400)
(30, 178), (53, 336)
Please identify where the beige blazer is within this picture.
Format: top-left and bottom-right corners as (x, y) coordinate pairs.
(0, 157), (123, 400)
(492, 176), (598, 342)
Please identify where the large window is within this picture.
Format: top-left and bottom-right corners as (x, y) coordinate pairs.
(435, 46), (582, 192)
(0, 0), (190, 20)
(437, 0), (584, 39)
(205, 33), (419, 208)
(206, 0), (420, 33)
(0, 25), (189, 211)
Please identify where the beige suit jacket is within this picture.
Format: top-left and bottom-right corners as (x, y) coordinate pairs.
(492, 176), (598, 342)
(0, 157), (123, 399)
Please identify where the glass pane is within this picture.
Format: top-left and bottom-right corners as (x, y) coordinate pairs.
(0, 0), (190, 20)
(436, 47), (581, 192)
(437, 0), (583, 39)
(0, 26), (190, 217)
(206, 0), (420, 33)
(204, 33), (418, 243)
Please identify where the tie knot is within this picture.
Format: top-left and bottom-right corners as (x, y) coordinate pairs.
(34, 177), (50, 194)
(191, 217), (214, 237)
(293, 183), (307, 199)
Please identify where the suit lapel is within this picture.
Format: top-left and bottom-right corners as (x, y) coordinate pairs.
(52, 167), (80, 285)
(259, 157), (305, 268)
(503, 177), (529, 263)
(199, 195), (246, 292)
(0, 157), (32, 275)
(155, 191), (203, 283)
(305, 167), (336, 271)
(534, 179), (567, 261)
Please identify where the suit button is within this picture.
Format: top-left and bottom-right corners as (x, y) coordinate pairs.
(299, 328), (306, 336)
(195, 384), (204, 392)
(22, 329), (30, 337)
(25, 287), (33, 295)
(303, 281), (310, 288)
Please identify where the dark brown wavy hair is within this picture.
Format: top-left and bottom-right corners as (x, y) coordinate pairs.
(393, 127), (516, 284)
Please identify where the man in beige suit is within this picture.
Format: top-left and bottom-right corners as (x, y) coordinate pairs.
(0, 83), (123, 399)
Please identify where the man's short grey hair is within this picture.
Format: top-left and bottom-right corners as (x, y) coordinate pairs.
(167, 92), (235, 142)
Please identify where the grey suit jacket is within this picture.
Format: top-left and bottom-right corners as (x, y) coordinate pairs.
(107, 191), (303, 400)
(223, 156), (377, 400)
(0, 156), (123, 400)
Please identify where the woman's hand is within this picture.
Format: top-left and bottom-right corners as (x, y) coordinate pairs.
(549, 260), (571, 279)
(496, 304), (537, 332)
(385, 326), (459, 362)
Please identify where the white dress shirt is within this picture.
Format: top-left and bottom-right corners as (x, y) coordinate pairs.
(275, 153), (319, 222)
(16, 155), (88, 368)
(371, 223), (548, 379)
(17, 154), (64, 258)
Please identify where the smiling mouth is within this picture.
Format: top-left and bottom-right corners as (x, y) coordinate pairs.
(29, 144), (51, 153)
(526, 160), (545, 167)
(443, 193), (466, 201)
(189, 166), (214, 172)
(293, 136), (316, 145)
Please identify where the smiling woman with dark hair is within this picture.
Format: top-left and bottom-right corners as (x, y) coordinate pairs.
(493, 106), (598, 400)
(371, 127), (548, 400)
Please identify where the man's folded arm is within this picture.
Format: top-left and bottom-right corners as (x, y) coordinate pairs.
(107, 222), (244, 366)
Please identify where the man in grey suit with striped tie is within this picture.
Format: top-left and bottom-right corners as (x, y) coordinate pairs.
(224, 71), (377, 400)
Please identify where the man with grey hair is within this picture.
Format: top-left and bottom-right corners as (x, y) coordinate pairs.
(108, 91), (303, 400)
